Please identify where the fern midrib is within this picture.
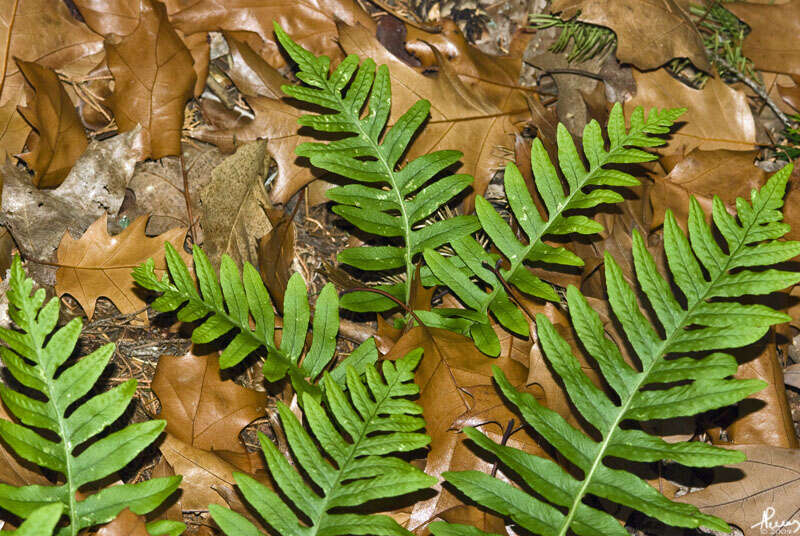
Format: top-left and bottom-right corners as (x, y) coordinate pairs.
(23, 313), (79, 535)
(311, 371), (409, 536)
(480, 136), (638, 314)
(323, 79), (415, 305)
(555, 207), (759, 536)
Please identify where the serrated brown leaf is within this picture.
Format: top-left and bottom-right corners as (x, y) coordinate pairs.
(626, 68), (757, 154)
(96, 509), (148, 536)
(15, 59), (87, 188)
(727, 0), (800, 76)
(549, 0), (711, 72)
(678, 444), (800, 536)
(2, 129), (142, 285)
(384, 327), (533, 531)
(164, 0), (372, 69)
(199, 139), (273, 268)
(105, 0), (196, 159)
(152, 351), (265, 452)
(55, 214), (189, 320)
(650, 150), (766, 231)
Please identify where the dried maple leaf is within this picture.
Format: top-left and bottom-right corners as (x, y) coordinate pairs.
(96, 509), (149, 536)
(16, 59), (87, 188)
(152, 351), (266, 453)
(626, 68), (756, 154)
(728, 0), (800, 77)
(55, 213), (189, 320)
(550, 0), (711, 72)
(105, 0), (196, 159)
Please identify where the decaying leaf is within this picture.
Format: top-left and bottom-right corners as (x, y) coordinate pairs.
(96, 509), (148, 536)
(199, 139), (273, 268)
(679, 444), (800, 536)
(1, 129), (142, 283)
(650, 149), (766, 230)
(72, 0), (142, 37)
(0, 402), (49, 487)
(727, 0), (800, 77)
(0, 91), (31, 159)
(15, 59), (87, 188)
(152, 351), (265, 452)
(105, 0), (196, 159)
(549, 0), (711, 72)
(124, 142), (224, 237)
(55, 214), (189, 320)
(626, 68), (757, 154)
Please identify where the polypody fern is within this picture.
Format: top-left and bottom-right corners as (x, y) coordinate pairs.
(274, 24), (479, 310)
(424, 103), (685, 355)
(133, 244), (379, 399)
(209, 349), (435, 536)
(431, 165), (800, 535)
(0, 257), (181, 535)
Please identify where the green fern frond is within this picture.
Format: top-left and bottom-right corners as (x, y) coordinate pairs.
(0, 257), (181, 536)
(424, 103), (685, 355)
(133, 244), (379, 398)
(430, 164), (800, 535)
(209, 350), (436, 536)
(6, 503), (62, 536)
(273, 24), (480, 310)
(529, 13), (617, 63)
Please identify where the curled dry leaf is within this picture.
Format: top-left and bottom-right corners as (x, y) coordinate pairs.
(727, 0), (800, 77)
(626, 68), (757, 154)
(1, 129), (142, 283)
(257, 208), (296, 310)
(650, 149), (766, 230)
(55, 214), (189, 321)
(15, 59), (87, 188)
(190, 35), (319, 205)
(165, 0), (373, 69)
(199, 139), (273, 268)
(152, 351), (266, 453)
(96, 509), (148, 536)
(678, 444), (800, 536)
(549, 0), (711, 72)
(105, 0), (196, 159)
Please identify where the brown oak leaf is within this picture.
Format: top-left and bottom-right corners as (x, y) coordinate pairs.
(55, 214), (189, 320)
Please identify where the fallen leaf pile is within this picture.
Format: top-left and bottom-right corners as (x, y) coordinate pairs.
(0, 1), (798, 535)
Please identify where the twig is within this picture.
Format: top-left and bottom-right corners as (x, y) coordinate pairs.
(0, 0), (20, 100)
(179, 151), (197, 245)
(369, 0), (442, 33)
(714, 55), (794, 130)
(482, 260), (542, 322)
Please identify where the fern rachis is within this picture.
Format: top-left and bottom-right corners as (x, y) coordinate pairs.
(424, 104), (685, 354)
(431, 164), (800, 535)
(0, 257), (182, 535)
(209, 350), (436, 536)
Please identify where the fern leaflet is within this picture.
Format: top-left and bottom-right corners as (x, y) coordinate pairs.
(424, 103), (685, 355)
(209, 349), (436, 536)
(133, 244), (379, 398)
(431, 164), (800, 535)
(0, 257), (181, 536)
(274, 24), (480, 309)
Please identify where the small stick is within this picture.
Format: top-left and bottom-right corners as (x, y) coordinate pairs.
(179, 151), (197, 245)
